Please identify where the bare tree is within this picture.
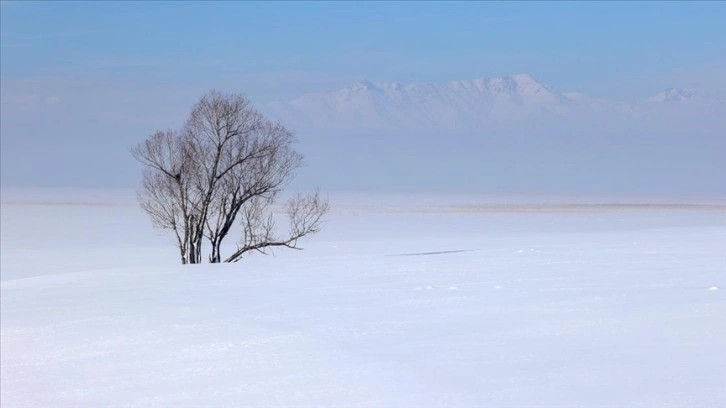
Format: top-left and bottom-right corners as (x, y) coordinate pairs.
(131, 90), (329, 264)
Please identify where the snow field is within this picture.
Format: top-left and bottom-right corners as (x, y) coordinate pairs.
(1, 191), (725, 407)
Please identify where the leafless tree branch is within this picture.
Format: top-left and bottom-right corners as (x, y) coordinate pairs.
(131, 89), (329, 265)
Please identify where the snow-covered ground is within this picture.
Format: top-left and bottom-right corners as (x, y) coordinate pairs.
(1, 189), (725, 408)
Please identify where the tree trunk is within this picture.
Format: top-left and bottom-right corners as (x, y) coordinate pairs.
(209, 240), (221, 263)
(187, 235), (199, 264)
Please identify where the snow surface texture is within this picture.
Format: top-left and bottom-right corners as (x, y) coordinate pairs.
(2, 189), (725, 408)
(267, 74), (726, 131)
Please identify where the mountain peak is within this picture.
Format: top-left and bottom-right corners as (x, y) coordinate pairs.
(511, 73), (549, 95)
(266, 74), (725, 131)
(350, 80), (378, 92)
(511, 73), (539, 85)
(648, 87), (697, 103)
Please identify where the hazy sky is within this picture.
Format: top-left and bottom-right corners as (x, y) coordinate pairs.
(1, 1), (725, 196)
(2, 2), (726, 99)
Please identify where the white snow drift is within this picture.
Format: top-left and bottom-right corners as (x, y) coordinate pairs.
(1, 189), (725, 407)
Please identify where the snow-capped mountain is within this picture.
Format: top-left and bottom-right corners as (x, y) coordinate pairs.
(646, 87), (724, 107)
(267, 75), (724, 131)
(648, 87), (698, 103)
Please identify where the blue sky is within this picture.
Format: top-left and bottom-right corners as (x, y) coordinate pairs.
(1, 1), (725, 192)
(2, 1), (725, 100)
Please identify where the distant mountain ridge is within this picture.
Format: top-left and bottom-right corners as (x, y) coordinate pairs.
(267, 74), (725, 130)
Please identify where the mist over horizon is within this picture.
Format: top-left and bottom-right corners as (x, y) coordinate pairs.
(1, 2), (724, 201)
(4, 75), (723, 201)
